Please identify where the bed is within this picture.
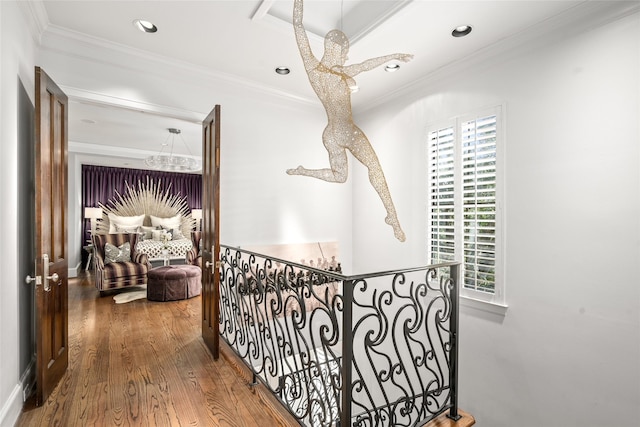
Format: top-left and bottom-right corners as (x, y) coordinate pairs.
(95, 178), (196, 261)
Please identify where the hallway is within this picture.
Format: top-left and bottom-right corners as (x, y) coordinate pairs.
(17, 273), (295, 426)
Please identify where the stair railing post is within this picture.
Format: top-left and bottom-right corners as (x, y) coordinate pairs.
(341, 278), (354, 427)
(447, 263), (461, 421)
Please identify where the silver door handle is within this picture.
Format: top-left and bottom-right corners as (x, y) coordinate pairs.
(47, 273), (60, 283)
(205, 261), (213, 268)
(43, 254), (53, 292)
(25, 275), (42, 285)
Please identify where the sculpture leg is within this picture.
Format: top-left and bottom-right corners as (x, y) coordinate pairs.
(349, 139), (405, 242)
(287, 145), (348, 183)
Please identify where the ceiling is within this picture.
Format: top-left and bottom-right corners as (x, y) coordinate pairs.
(34, 0), (602, 170)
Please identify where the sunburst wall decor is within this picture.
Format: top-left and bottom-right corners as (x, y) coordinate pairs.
(96, 177), (195, 237)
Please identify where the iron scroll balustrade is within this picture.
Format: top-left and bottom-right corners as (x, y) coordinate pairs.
(219, 245), (461, 427)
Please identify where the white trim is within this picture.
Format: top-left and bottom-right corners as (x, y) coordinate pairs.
(40, 24), (318, 108)
(16, 0), (48, 45)
(70, 141), (167, 160)
(251, 0), (413, 46)
(68, 261), (80, 279)
(251, 0), (276, 21)
(362, 2), (640, 113)
(64, 87), (205, 124)
(426, 105), (506, 305)
(0, 383), (23, 427)
(460, 295), (508, 317)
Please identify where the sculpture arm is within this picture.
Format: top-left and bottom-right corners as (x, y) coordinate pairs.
(293, 0), (319, 71)
(343, 53), (413, 76)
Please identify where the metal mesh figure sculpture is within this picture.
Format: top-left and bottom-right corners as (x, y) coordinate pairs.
(287, 0), (413, 242)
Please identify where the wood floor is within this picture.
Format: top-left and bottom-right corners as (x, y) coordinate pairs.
(17, 272), (297, 427)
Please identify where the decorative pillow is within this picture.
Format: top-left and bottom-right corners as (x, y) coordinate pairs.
(138, 225), (155, 240)
(150, 214), (182, 231)
(169, 228), (185, 240)
(115, 224), (139, 233)
(151, 229), (164, 241)
(104, 242), (131, 264)
(108, 213), (145, 233)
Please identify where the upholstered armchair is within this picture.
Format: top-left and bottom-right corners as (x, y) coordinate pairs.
(93, 233), (151, 292)
(186, 231), (202, 268)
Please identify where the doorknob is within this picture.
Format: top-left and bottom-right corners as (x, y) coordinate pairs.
(25, 275), (42, 285)
(205, 261), (221, 269)
(47, 273), (60, 283)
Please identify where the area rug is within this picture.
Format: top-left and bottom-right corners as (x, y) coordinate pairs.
(113, 285), (147, 304)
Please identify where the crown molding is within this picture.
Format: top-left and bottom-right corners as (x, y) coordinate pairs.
(16, 0), (49, 44)
(70, 142), (154, 173)
(69, 141), (202, 174)
(251, 0), (413, 46)
(362, 1), (640, 114)
(63, 86), (205, 124)
(345, 0), (413, 45)
(41, 24), (318, 109)
(69, 140), (159, 159)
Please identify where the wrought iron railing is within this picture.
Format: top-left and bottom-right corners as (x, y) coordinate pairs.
(219, 245), (461, 427)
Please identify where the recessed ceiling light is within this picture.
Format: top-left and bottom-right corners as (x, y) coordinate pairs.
(275, 67), (290, 75)
(452, 25), (472, 37)
(133, 19), (157, 33)
(385, 64), (401, 72)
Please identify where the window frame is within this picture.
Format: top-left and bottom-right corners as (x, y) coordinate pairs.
(426, 106), (506, 310)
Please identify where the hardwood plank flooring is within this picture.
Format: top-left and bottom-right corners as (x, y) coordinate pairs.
(17, 272), (297, 427)
(423, 410), (475, 427)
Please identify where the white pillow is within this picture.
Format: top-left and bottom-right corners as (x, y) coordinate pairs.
(150, 214), (182, 230)
(138, 225), (155, 240)
(108, 213), (145, 233)
(151, 229), (164, 241)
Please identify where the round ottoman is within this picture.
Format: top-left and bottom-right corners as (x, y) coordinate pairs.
(147, 265), (202, 302)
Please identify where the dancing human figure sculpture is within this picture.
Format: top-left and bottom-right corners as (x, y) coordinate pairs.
(287, 0), (413, 242)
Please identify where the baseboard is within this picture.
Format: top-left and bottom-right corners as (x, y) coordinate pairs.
(68, 261), (81, 278)
(0, 384), (23, 427)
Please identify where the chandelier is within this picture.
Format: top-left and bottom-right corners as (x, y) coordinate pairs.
(144, 128), (201, 172)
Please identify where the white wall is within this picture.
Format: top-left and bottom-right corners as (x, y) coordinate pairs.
(3, 3), (355, 426)
(0, 2), (38, 426)
(6, 2), (637, 426)
(38, 30), (355, 276)
(354, 11), (639, 427)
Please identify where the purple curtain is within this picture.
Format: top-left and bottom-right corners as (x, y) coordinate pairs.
(81, 165), (202, 266)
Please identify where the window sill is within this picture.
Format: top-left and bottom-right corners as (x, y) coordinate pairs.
(460, 295), (508, 317)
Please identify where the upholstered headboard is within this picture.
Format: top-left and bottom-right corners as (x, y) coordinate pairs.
(96, 178), (195, 237)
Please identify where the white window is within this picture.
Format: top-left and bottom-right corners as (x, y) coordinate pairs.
(427, 107), (504, 305)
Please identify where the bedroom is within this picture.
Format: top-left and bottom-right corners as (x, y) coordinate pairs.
(1, 1), (638, 427)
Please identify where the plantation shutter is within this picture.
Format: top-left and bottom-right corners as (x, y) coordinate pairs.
(461, 115), (497, 293)
(428, 113), (498, 295)
(428, 125), (456, 264)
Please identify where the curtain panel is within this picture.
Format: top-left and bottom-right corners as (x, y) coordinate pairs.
(81, 165), (202, 265)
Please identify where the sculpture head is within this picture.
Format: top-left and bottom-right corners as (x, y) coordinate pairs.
(324, 29), (349, 64)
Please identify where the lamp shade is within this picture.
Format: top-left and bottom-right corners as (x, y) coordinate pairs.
(84, 207), (103, 219)
(191, 209), (203, 220)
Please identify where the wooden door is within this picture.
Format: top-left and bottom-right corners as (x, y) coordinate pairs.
(33, 66), (69, 405)
(201, 105), (221, 359)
